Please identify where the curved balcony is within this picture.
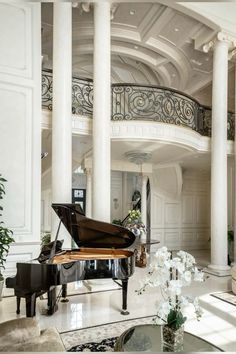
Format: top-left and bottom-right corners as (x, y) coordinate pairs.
(42, 69), (235, 141)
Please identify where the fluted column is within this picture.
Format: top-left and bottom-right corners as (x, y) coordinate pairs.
(141, 175), (148, 228)
(92, 1), (111, 222)
(205, 34), (231, 274)
(85, 168), (92, 218)
(51, 2), (72, 247)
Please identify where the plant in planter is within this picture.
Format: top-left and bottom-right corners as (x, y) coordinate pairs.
(0, 175), (14, 298)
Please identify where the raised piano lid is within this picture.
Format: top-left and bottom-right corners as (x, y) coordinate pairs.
(52, 203), (136, 249)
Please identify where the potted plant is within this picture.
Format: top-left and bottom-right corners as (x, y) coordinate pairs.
(0, 175), (14, 300)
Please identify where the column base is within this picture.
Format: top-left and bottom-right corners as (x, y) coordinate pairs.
(203, 264), (231, 277)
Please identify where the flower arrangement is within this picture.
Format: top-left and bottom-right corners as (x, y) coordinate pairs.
(125, 209), (146, 238)
(137, 247), (204, 331)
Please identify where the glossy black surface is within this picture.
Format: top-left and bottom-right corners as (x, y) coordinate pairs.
(52, 203), (136, 248)
(6, 204), (136, 317)
(8, 252), (134, 291)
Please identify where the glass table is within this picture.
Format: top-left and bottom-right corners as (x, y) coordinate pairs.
(114, 324), (223, 352)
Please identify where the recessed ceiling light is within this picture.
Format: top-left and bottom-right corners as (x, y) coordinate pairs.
(129, 9), (136, 15)
(174, 28), (179, 32)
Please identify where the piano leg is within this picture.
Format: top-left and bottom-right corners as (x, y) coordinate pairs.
(47, 287), (58, 315)
(25, 293), (36, 317)
(16, 296), (21, 314)
(61, 284), (69, 303)
(121, 278), (129, 315)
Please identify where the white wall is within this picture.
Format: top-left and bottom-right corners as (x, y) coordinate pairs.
(41, 170), (140, 230)
(151, 168), (210, 251)
(0, 3), (41, 276)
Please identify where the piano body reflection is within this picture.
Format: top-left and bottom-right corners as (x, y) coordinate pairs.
(6, 204), (136, 317)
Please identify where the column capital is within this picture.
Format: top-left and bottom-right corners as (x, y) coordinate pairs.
(81, 2), (117, 21)
(203, 31), (236, 53)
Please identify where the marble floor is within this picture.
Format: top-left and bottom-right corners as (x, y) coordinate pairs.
(0, 249), (236, 351)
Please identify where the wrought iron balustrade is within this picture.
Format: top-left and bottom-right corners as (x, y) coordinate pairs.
(111, 84), (199, 131)
(42, 69), (93, 117)
(197, 105), (235, 141)
(41, 71), (235, 140)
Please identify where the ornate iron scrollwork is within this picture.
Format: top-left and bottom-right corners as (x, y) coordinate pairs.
(197, 105), (234, 140)
(42, 73), (235, 141)
(42, 69), (93, 117)
(42, 70), (53, 111)
(72, 76), (93, 117)
(227, 112), (235, 141)
(111, 84), (198, 131)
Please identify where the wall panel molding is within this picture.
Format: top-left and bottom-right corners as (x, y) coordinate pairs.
(0, 3), (41, 272)
(0, 3), (32, 79)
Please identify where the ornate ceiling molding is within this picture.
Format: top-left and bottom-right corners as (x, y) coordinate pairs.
(124, 150), (152, 165)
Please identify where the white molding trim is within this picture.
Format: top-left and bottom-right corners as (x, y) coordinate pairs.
(111, 121), (210, 152)
(42, 112), (235, 155)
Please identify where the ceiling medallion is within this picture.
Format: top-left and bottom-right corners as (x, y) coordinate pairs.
(124, 150), (152, 165)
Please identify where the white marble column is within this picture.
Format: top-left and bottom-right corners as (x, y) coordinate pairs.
(51, 2), (72, 248)
(208, 35), (231, 274)
(92, 1), (111, 222)
(141, 175), (148, 228)
(85, 168), (92, 218)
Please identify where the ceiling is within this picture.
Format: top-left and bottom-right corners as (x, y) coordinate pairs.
(42, 3), (217, 93)
(41, 2), (235, 175)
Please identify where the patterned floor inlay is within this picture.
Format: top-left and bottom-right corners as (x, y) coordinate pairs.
(68, 336), (118, 352)
(60, 316), (155, 351)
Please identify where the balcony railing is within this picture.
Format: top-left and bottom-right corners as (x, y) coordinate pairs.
(42, 69), (235, 140)
(42, 69), (93, 117)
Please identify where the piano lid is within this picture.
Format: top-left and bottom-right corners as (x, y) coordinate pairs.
(52, 203), (136, 249)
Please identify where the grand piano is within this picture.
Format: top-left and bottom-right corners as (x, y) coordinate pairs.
(6, 203), (136, 317)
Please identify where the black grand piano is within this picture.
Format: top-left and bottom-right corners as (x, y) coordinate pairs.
(6, 203), (136, 317)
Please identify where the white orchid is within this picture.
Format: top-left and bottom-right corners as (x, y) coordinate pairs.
(181, 270), (192, 285)
(137, 247), (205, 329)
(167, 280), (182, 296)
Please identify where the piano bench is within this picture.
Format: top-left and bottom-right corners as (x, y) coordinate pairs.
(0, 318), (65, 352)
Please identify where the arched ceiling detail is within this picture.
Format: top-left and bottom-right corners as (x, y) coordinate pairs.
(41, 2), (232, 101)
